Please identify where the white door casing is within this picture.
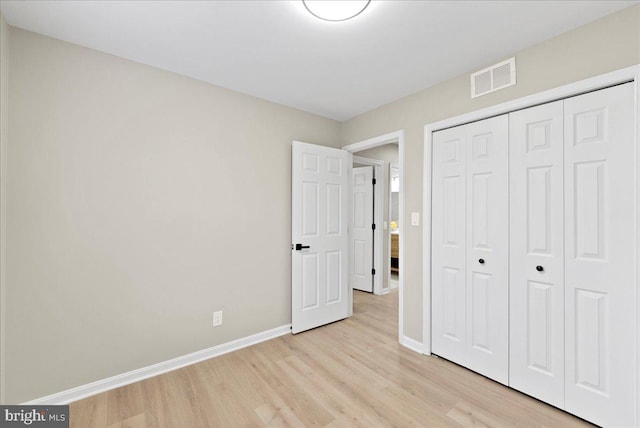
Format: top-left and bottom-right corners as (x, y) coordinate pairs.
(509, 101), (565, 407)
(389, 162), (400, 291)
(292, 141), (351, 334)
(464, 115), (509, 385)
(431, 115), (509, 384)
(564, 83), (636, 427)
(351, 166), (374, 292)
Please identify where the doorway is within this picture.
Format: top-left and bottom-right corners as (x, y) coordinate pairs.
(352, 144), (399, 295)
(351, 157), (383, 294)
(343, 131), (405, 342)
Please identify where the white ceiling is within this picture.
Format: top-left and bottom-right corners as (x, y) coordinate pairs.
(1, 0), (637, 121)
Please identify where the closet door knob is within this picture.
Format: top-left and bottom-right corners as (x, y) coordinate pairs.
(536, 265), (544, 272)
(478, 258), (485, 264)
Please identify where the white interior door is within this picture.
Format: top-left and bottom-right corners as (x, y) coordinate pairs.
(509, 101), (565, 407)
(564, 83), (636, 427)
(432, 124), (468, 366)
(351, 166), (374, 292)
(292, 141), (351, 334)
(432, 115), (509, 384)
(464, 115), (509, 385)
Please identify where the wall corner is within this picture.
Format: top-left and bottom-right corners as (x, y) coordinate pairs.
(0, 12), (10, 404)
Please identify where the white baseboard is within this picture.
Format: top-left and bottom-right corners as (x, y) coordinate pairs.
(24, 324), (292, 405)
(400, 335), (423, 354)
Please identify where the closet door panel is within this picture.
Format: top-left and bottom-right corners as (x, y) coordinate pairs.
(509, 101), (565, 408)
(564, 83), (636, 428)
(465, 115), (509, 385)
(432, 126), (467, 365)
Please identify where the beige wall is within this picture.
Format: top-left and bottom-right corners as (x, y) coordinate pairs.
(355, 145), (399, 165)
(340, 4), (640, 342)
(0, 13), (9, 404)
(354, 144), (398, 290)
(5, 27), (340, 403)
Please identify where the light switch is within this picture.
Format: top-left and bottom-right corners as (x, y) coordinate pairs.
(411, 212), (420, 226)
(383, 221), (388, 230)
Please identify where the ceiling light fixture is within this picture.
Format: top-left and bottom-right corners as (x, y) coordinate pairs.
(302, 0), (371, 22)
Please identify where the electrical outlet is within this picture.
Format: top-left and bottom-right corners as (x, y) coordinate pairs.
(213, 311), (223, 326)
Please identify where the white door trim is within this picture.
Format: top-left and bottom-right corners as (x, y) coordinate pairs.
(343, 130), (406, 345)
(423, 65), (640, 392)
(353, 156), (385, 295)
(635, 65), (640, 428)
(389, 162), (400, 292)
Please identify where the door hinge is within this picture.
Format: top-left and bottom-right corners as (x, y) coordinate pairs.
(372, 224), (376, 230)
(372, 268), (376, 275)
(372, 178), (376, 185)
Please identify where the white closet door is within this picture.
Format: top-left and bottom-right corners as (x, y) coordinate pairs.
(432, 125), (467, 365)
(432, 115), (509, 383)
(509, 101), (565, 407)
(465, 115), (509, 385)
(564, 83), (636, 427)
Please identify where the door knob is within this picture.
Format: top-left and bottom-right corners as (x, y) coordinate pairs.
(536, 265), (544, 272)
(295, 244), (310, 251)
(478, 258), (485, 264)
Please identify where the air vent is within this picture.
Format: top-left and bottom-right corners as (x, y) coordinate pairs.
(470, 57), (516, 98)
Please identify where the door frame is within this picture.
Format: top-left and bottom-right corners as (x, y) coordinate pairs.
(422, 65), (640, 418)
(343, 130), (405, 344)
(352, 156), (384, 295)
(388, 162), (400, 291)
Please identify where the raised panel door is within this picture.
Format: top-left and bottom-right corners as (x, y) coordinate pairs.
(564, 83), (635, 427)
(292, 141), (350, 334)
(465, 115), (509, 385)
(351, 166), (374, 292)
(432, 125), (467, 365)
(509, 101), (565, 408)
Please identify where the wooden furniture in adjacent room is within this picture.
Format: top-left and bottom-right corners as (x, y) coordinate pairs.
(391, 232), (399, 273)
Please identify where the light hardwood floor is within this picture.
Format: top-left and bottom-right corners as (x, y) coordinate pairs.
(70, 290), (592, 427)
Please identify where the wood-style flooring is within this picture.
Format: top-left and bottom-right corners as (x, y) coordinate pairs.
(70, 290), (592, 427)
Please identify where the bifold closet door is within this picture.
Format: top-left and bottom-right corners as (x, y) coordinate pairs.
(432, 115), (509, 384)
(564, 83), (636, 427)
(432, 124), (467, 365)
(465, 116), (509, 384)
(509, 101), (565, 408)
